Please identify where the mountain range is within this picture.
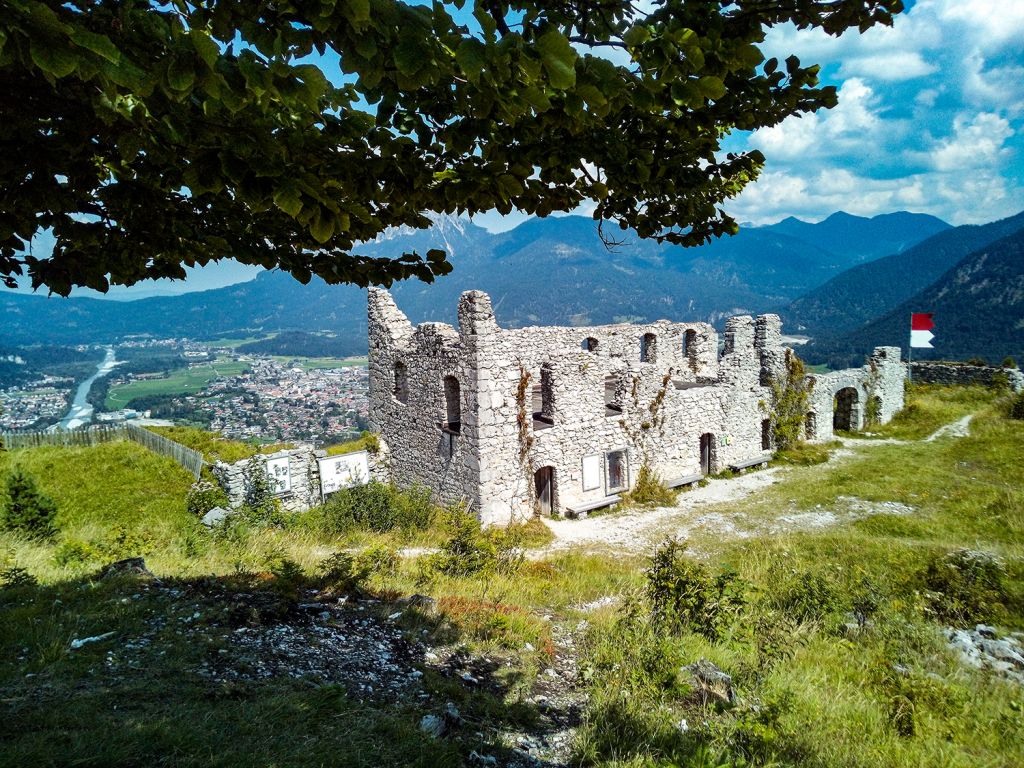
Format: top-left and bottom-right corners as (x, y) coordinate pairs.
(0, 211), (952, 353)
(803, 227), (1024, 368)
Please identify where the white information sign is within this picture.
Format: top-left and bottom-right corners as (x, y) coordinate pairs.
(318, 451), (370, 498)
(266, 457), (292, 495)
(581, 454), (601, 492)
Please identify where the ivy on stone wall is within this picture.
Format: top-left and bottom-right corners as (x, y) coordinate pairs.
(768, 349), (812, 450)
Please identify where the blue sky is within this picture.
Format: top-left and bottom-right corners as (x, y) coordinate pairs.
(478, 0), (1024, 231)
(17, 1), (1024, 296)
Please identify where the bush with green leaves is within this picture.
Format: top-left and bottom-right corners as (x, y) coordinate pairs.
(768, 349), (812, 449)
(319, 544), (399, 593)
(922, 548), (1007, 625)
(623, 464), (678, 508)
(1002, 356), (1017, 368)
(1009, 392), (1024, 420)
(242, 457), (281, 525)
(645, 538), (745, 640)
(423, 507), (524, 579)
(186, 480), (230, 518)
(1, 468), (58, 540)
(53, 539), (103, 568)
(768, 567), (839, 623)
(315, 481), (434, 535)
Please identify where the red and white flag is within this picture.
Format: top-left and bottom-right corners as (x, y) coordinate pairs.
(911, 313), (935, 348)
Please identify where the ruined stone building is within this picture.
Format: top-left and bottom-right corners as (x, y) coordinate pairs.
(368, 289), (905, 525)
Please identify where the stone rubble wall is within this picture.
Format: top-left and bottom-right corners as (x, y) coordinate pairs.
(805, 346), (906, 442)
(368, 289), (480, 511)
(213, 446), (324, 513)
(910, 362), (1024, 392)
(370, 288), (795, 525)
(212, 444), (389, 513)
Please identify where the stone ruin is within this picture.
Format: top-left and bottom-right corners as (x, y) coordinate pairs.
(368, 289), (906, 524)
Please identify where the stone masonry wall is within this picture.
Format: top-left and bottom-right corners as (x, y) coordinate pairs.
(805, 346), (906, 442)
(369, 289), (803, 525)
(213, 446), (324, 513)
(910, 362), (1024, 393)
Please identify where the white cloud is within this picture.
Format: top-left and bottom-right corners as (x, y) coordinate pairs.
(725, 0), (1024, 226)
(920, 112), (1014, 172)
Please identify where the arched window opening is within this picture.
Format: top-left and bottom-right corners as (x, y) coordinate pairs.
(532, 365), (555, 430)
(833, 387), (859, 432)
(443, 376), (461, 433)
(393, 361), (409, 404)
(582, 337), (599, 352)
(604, 374), (622, 416)
(640, 333), (657, 363)
(684, 329), (697, 356)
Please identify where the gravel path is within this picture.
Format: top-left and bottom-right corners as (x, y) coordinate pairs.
(540, 413), (974, 555)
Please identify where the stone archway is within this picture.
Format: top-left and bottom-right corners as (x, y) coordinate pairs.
(833, 387), (860, 432)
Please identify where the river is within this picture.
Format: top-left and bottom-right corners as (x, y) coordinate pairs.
(58, 347), (119, 430)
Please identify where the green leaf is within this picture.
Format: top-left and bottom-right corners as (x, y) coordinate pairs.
(310, 210), (335, 243)
(622, 25), (650, 48)
(394, 32), (427, 77)
(697, 76), (726, 100)
(189, 29), (220, 69)
(30, 41), (77, 78)
(455, 39), (486, 84)
(536, 29), (576, 89)
(273, 187), (303, 218)
(167, 57), (195, 92)
(344, 0), (371, 25)
(69, 29), (120, 64)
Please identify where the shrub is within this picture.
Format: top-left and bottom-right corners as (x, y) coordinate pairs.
(922, 548), (1007, 625)
(645, 538), (744, 640)
(423, 507), (524, 579)
(966, 357), (988, 367)
(768, 349), (812, 450)
(186, 480), (229, 518)
(318, 543), (398, 593)
(1002, 356), (1017, 368)
(623, 464), (678, 507)
(1, 468), (58, 540)
(53, 539), (102, 568)
(991, 370), (1011, 393)
(0, 566), (37, 589)
(1008, 392), (1024, 420)
(316, 482), (434, 534)
(242, 457), (281, 525)
(768, 567), (839, 623)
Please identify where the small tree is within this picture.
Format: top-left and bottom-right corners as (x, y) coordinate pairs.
(1002, 356), (1017, 369)
(1, 468), (58, 540)
(242, 456), (279, 524)
(768, 349), (812, 450)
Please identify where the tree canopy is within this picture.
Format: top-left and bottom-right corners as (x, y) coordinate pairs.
(1, 0), (903, 295)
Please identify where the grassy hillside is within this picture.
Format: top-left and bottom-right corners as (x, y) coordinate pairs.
(1, 386), (1023, 767)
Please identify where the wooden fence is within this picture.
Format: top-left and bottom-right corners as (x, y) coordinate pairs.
(1, 424), (205, 480)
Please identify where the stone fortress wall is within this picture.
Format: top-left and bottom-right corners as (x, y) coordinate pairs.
(909, 361), (1024, 393)
(369, 289), (907, 525)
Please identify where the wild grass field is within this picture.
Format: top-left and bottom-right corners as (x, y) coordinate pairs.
(1, 384), (1022, 767)
(104, 358), (250, 409)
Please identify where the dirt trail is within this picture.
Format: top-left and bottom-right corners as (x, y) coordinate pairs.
(540, 414), (973, 555)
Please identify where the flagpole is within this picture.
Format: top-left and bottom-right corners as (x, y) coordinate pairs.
(908, 313), (913, 384)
